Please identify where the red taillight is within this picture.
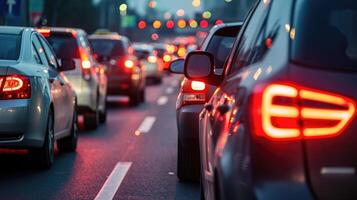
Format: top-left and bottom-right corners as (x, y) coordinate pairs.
(0, 75), (31, 100)
(124, 60), (134, 69)
(147, 55), (157, 63)
(252, 83), (356, 140)
(37, 29), (51, 37)
(191, 81), (205, 91)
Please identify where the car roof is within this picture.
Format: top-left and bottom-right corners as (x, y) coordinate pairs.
(38, 27), (86, 35)
(88, 34), (129, 41)
(0, 26), (28, 35)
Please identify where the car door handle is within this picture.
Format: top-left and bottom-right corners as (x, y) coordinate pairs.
(204, 103), (213, 113)
(217, 104), (230, 115)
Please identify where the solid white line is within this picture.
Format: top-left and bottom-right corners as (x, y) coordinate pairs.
(95, 162), (132, 200)
(157, 96), (168, 105)
(137, 116), (156, 133)
(166, 87), (174, 94)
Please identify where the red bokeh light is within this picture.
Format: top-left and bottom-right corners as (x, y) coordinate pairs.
(200, 20), (209, 28)
(215, 20), (224, 25)
(166, 20), (175, 29)
(138, 20), (147, 29)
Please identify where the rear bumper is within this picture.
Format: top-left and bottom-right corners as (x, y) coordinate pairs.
(176, 104), (204, 145)
(107, 75), (141, 95)
(0, 99), (46, 149)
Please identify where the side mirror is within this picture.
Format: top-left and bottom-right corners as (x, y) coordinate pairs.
(169, 59), (185, 74)
(58, 59), (76, 71)
(184, 51), (214, 80)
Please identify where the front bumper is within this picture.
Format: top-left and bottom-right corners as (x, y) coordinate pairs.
(176, 104), (204, 145)
(0, 99), (46, 148)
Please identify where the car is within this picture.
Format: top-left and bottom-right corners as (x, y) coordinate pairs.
(0, 26), (77, 168)
(183, 0), (357, 199)
(38, 28), (108, 129)
(152, 43), (171, 72)
(132, 43), (163, 84)
(169, 23), (242, 181)
(89, 34), (146, 106)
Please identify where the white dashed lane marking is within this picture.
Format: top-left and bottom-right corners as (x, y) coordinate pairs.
(157, 96), (168, 106)
(95, 162), (132, 200)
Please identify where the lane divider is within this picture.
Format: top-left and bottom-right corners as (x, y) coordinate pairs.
(157, 96), (168, 106)
(166, 87), (174, 94)
(137, 116), (156, 134)
(95, 162), (132, 200)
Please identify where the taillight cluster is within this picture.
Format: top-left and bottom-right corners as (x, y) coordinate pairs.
(0, 75), (31, 100)
(252, 83), (356, 140)
(178, 80), (207, 107)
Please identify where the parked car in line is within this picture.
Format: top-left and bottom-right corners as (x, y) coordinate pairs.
(38, 28), (108, 129)
(152, 43), (171, 71)
(0, 26), (78, 168)
(132, 43), (163, 84)
(169, 23), (242, 181)
(89, 33), (146, 106)
(183, 0), (357, 199)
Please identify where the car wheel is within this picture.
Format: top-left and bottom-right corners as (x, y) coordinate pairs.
(200, 178), (205, 200)
(99, 101), (107, 124)
(84, 108), (99, 130)
(140, 89), (146, 103)
(156, 77), (162, 84)
(177, 141), (200, 181)
(57, 109), (78, 152)
(30, 110), (55, 169)
(129, 90), (140, 106)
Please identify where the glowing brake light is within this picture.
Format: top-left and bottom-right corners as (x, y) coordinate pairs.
(124, 60), (134, 69)
(81, 60), (91, 69)
(163, 54), (171, 63)
(37, 29), (51, 37)
(252, 83), (356, 140)
(0, 75), (31, 100)
(191, 81), (205, 91)
(147, 55), (157, 63)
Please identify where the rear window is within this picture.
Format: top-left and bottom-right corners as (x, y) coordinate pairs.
(0, 34), (21, 60)
(292, 0), (357, 70)
(206, 26), (239, 69)
(133, 49), (150, 60)
(45, 34), (80, 59)
(89, 39), (126, 58)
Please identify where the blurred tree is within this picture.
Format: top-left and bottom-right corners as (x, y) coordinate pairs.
(42, 0), (99, 33)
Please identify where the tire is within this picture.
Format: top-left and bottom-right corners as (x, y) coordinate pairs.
(30, 110), (55, 169)
(200, 178), (205, 200)
(156, 77), (162, 84)
(57, 109), (78, 152)
(177, 140), (200, 181)
(140, 89), (146, 103)
(99, 103), (107, 124)
(84, 109), (99, 130)
(129, 90), (140, 106)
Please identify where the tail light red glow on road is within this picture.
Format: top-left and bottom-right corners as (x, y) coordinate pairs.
(252, 83), (356, 140)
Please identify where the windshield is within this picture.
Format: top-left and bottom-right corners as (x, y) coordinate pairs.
(292, 0), (357, 70)
(46, 35), (80, 59)
(0, 34), (21, 60)
(89, 39), (125, 58)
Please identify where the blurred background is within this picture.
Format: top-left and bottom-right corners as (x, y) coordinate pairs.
(0, 0), (255, 41)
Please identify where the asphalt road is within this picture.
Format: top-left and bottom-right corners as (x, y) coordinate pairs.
(0, 75), (200, 200)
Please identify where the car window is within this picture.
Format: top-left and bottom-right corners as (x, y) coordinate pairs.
(46, 34), (80, 59)
(32, 43), (42, 64)
(32, 34), (49, 66)
(206, 26), (240, 69)
(228, 1), (268, 74)
(90, 39), (126, 58)
(292, 0), (357, 71)
(38, 35), (58, 68)
(0, 33), (21, 60)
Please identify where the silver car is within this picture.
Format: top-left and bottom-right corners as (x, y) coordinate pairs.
(0, 26), (77, 168)
(39, 28), (108, 130)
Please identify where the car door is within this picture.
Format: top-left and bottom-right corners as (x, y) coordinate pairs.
(200, 1), (269, 199)
(40, 35), (75, 131)
(36, 34), (69, 133)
